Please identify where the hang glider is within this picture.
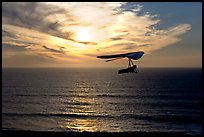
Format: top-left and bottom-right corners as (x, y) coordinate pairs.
(97, 51), (144, 74)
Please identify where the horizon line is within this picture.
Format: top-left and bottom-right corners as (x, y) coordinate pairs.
(2, 66), (202, 69)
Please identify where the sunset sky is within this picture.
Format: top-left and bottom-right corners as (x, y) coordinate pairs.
(2, 2), (202, 68)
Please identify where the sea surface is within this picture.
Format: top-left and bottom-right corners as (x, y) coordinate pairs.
(2, 68), (202, 135)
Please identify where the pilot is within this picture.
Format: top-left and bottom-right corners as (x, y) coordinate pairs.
(133, 65), (138, 73)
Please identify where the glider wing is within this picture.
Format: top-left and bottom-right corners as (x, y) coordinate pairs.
(97, 51), (144, 60)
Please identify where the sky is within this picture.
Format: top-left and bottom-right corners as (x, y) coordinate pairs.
(2, 2), (202, 68)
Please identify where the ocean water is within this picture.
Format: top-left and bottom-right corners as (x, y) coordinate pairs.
(2, 68), (202, 135)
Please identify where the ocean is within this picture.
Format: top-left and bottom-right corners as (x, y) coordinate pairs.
(2, 68), (202, 135)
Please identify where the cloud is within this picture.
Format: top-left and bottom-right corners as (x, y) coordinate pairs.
(2, 30), (17, 38)
(111, 37), (123, 41)
(2, 2), (191, 67)
(42, 45), (65, 54)
(2, 2), (73, 39)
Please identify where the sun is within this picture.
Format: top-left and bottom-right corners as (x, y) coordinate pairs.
(75, 28), (91, 42)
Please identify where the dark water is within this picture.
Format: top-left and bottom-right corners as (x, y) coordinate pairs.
(2, 68), (202, 134)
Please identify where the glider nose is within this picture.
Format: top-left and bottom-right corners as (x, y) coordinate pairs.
(127, 51), (144, 60)
(138, 51), (144, 59)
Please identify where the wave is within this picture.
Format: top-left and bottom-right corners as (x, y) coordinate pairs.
(14, 94), (86, 98)
(3, 112), (201, 124)
(63, 101), (93, 106)
(121, 113), (202, 124)
(2, 113), (114, 119)
(96, 94), (201, 99)
(96, 94), (139, 98)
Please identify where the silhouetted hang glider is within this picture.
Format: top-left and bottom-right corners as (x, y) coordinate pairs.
(97, 51), (144, 74)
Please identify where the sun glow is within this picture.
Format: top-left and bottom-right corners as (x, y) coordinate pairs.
(75, 28), (92, 42)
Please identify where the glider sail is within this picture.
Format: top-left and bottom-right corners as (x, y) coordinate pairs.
(97, 51), (144, 60)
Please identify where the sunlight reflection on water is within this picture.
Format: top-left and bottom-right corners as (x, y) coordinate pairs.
(64, 119), (99, 132)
